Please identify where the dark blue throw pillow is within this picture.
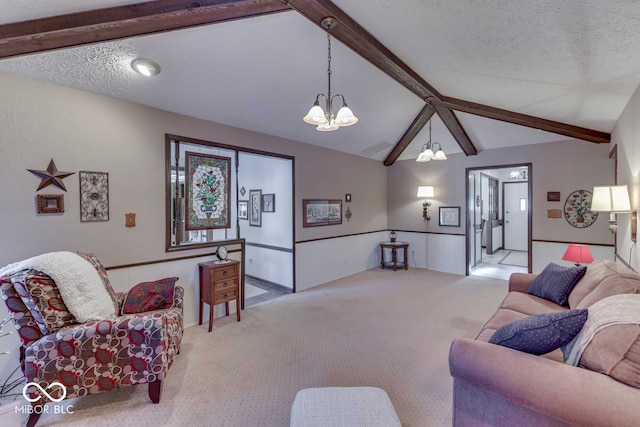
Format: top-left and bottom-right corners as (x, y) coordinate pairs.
(528, 263), (587, 305)
(488, 309), (588, 355)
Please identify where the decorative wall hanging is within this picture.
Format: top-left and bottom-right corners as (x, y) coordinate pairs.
(125, 213), (136, 227)
(238, 200), (248, 220)
(303, 199), (342, 227)
(345, 206), (352, 222)
(240, 187), (246, 197)
(262, 194), (275, 213)
(547, 209), (562, 219)
(547, 192), (561, 202)
(439, 206), (460, 227)
(564, 190), (598, 228)
(37, 194), (64, 214)
(185, 152), (231, 230)
(79, 171), (109, 222)
(249, 189), (262, 227)
(28, 159), (75, 191)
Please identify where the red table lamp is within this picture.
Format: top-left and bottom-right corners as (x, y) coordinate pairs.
(562, 244), (594, 266)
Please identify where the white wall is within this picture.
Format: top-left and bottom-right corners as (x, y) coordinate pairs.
(612, 81), (640, 271)
(239, 152), (294, 288)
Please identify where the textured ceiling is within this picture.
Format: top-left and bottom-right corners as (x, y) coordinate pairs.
(1, 0), (639, 162)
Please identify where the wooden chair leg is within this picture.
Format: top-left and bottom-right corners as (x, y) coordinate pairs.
(26, 406), (42, 427)
(149, 380), (163, 404)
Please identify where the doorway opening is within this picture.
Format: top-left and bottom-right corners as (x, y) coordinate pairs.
(466, 164), (531, 280)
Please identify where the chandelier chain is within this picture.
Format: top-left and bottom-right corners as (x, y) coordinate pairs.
(327, 25), (332, 98)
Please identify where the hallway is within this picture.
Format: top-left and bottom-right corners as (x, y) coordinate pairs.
(471, 249), (528, 281)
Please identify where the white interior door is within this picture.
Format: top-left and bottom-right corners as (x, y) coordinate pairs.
(504, 182), (528, 251)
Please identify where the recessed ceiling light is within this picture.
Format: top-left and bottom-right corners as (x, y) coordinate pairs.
(131, 58), (161, 77)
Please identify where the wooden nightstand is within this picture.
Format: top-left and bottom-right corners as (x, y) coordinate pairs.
(198, 260), (241, 332)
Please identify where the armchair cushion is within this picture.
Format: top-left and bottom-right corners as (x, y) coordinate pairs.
(122, 277), (178, 315)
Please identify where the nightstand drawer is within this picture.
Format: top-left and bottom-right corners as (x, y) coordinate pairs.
(214, 278), (237, 292)
(214, 288), (238, 303)
(214, 265), (237, 280)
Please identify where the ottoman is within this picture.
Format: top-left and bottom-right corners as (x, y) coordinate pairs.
(290, 387), (401, 427)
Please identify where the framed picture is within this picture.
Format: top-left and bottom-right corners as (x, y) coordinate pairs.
(249, 189), (262, 227)
(238, 200), (248, 220)
(262, 194), (275, 213)
(185, 152), (231, 230)
(79, 171), (109, 222)
(439, 206), (460, 227)
(37, 194), (64, 214)
(303, 199), (343, 227)
(547, 191), (561, 202)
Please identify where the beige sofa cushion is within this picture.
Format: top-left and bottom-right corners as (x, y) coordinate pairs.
(568, 259), (640, 308)
(579, 323), (640, 388)
(501, 292), (566, 316)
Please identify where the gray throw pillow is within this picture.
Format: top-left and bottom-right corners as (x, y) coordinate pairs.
(489, 309), (588, 355)
(528, 263), (587, 305)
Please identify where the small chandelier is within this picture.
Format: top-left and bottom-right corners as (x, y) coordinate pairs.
(416, 103), (446, 162)
(303, 17), (358, 131)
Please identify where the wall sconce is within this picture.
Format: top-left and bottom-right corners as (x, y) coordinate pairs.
(417, 185), (434, 221)
(561, 244), (594, 266)
(591, 185), (635, 240)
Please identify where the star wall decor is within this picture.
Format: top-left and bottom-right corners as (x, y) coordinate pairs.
(27, 159), (75, 191)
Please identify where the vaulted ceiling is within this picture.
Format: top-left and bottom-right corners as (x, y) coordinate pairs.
(1, 0), (638, 164)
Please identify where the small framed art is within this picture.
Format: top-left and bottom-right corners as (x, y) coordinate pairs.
(303, 199), (342, 227)
(262, 194), (275, 213)
(439, 206), (460, 227)
(249, 189), (262, 227)
(547, 192), (561, 202)
(238, 200), (248, 220)
(37, 194), (64, 214)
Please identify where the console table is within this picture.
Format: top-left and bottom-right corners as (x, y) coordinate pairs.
(198, 260), (241, 332)
(380, 242), (409, 271)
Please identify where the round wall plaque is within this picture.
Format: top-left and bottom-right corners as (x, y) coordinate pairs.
(564, 190), (598, 228)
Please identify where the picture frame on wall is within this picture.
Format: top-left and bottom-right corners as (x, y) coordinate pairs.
(238, 200), (248, 220)
(547, 191), (561, 202)
(262, 194), (275, 213)
(185, 152), (231, 230)
(37, 194), (64, 214)
(439, 206), (460, 227)
(79, 171), (109, 222)
(303, 199), (342, 227)
(249, 189), (262, 227)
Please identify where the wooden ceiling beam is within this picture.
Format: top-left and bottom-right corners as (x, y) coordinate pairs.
(0, 0), (291, 59)
(384, 103), (435, 166)
(444, 96), (610, 144)
(284, 0), (480, 165)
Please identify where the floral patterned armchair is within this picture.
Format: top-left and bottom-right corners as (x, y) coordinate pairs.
(0, 252), (183, 427)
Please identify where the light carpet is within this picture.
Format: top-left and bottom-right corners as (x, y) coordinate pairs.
(8, 268), (507, 427)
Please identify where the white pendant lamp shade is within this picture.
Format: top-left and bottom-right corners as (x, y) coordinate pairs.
(303, 103), (329, 125)
(316, 120), (339, 131)
(334, 104), (358, 126)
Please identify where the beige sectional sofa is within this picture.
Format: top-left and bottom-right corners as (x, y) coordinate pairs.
(449, 259), (640, 426)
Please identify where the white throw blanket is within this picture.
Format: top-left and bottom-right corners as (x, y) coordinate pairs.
(0, 251), (116, 323)
(563, 294), (640, 366)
